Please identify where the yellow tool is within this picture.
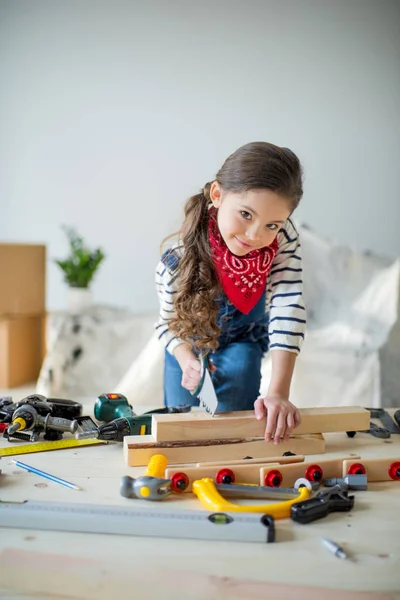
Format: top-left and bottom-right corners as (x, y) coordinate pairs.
(145, 454), (168, 478)
(0, 438), (106, 457)
(192, 478), (311, 518)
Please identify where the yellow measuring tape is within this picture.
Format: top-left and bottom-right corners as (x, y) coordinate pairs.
(0, 438), (106, 457)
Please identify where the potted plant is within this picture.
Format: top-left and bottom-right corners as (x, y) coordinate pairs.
(55, 226), (105, 314)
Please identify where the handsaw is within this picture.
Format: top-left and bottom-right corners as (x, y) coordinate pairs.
(191, 354), (218, 416)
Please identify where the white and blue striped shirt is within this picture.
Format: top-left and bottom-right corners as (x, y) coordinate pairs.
(155, 218), (306, 355)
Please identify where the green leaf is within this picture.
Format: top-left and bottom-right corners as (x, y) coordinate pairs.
(54, 226), (106, 288)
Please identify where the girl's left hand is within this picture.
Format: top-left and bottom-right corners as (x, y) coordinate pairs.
(254, 395), (301, 444)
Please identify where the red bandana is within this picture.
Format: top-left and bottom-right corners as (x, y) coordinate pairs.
(208, 207), (278, 314)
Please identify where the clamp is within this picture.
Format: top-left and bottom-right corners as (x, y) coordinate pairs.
(347, 408), (400, 439)
(291, 485), (354, 524)
(192, 477), (311, 517)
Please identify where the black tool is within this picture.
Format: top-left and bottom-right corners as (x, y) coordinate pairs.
(369, 408), (400, 434)
(347, 407), (400, 439)
(6, 403), (77, 442)
(291, 485), (354, 524)
(366, 422), (391, 439)
(0, 395), (82, 425)
(3, 395), (82, 442)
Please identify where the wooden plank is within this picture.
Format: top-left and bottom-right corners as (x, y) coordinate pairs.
(342, 457), (400, 482)
(151, 406), (370, 442)
(260, 455), (361, 487)
(192, 454), (305, 468)
(165, 455), (305, 493)
(123, 433), (325, 466)
(165, 463), (280, 493)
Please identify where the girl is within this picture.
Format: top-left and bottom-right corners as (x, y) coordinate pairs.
(155, 141), (305, 443)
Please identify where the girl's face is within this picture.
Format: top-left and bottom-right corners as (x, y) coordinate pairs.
(210, 182), (292, 256)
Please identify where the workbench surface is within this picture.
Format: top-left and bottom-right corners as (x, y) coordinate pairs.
(0, 402), (399, 600)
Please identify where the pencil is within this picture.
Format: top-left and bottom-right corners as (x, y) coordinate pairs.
(12, 460), (81, 491)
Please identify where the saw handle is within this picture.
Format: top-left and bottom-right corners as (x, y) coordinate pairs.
(190, 355), (207, 398)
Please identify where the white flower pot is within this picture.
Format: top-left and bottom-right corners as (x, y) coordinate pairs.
(68, 287), (92, 315)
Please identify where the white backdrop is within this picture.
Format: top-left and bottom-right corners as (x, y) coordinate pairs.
(1, 0), (400, 315)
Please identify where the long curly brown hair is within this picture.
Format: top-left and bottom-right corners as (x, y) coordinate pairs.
(165, 141), (303, 352)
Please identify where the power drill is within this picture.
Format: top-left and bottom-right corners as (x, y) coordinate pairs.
(76, 393), (192, 442)
(6, 397), (78, 442)
(91, 393), (152, 441)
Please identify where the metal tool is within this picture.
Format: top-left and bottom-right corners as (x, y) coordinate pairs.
(191, 355), (219, 416)
(192, 477), (311, 516)
(73, 416), (99, 438)
(320, 537), (349, 560)
(291, 485), (354, 524)
(120, 475), (172, 500)
(215, 478), (312, 500)
(0, 499), (275, 543)
(324, 474), (367, 491)
(0, 437), (106, 457)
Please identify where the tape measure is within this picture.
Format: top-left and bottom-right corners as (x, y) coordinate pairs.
(0, 498), (275, 543)
(0, 438), (106, 457)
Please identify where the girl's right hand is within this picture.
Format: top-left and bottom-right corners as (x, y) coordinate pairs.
(181, 358), (202, 392)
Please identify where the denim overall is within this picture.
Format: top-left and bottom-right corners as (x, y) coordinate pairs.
(164, 285), (269, 412)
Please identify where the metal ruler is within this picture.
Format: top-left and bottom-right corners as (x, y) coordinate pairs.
(0, 499), (275, 543)
(0, 438), (106, 457)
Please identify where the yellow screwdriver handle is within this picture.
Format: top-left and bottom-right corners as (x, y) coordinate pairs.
(12, 417), (27, 431)
(145, 454), (168, 478)
(192, 478), (311, 518)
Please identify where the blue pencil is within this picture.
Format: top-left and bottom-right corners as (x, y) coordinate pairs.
(12, 460), (81, 491)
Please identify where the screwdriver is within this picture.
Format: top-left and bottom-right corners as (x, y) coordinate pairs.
(320, 537), (349, 560)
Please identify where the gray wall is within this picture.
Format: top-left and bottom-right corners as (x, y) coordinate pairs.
(1, 0), (399, 313)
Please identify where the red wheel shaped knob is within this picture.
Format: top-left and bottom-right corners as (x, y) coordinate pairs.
(388, 462), (400, 480)
(264, 469), (283, 487)
(348, 463), (366, 475)
(170, 472), (189, 492)
(215, 468), (235, 484)
(305, 464), (323, 482)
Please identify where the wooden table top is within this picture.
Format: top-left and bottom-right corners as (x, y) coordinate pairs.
(0, 403), (399, 600)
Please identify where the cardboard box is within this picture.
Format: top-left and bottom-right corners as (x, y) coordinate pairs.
(0, 243), (46, 316)
(0, 315), (46, 388)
